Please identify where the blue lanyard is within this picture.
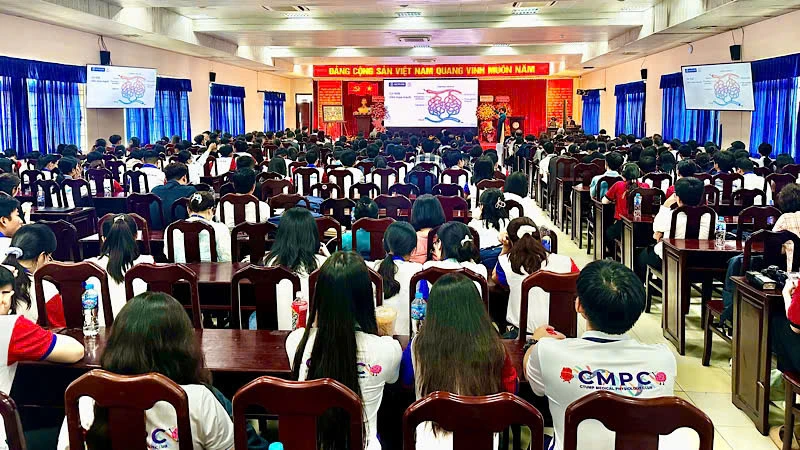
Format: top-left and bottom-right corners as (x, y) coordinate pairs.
(392, 255), (405, 262)
(583, 336), (620, 344)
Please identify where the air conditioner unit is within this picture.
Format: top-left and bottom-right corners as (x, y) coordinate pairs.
(413, 58), (437, 64)
(398, 35), (432, 44)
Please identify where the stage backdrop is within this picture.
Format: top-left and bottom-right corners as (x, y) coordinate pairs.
(478, 79), (548, 137)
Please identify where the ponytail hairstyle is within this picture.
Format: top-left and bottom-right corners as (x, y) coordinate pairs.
(437, 221), (479, 263)
(506, 217), (549, 275)
(101, 214), (141, 283)
(621, 162), (641, 198)
(478, 188), (509, 232)
(3, 224), (57, 313)
(188, 191), (215, 214)
(378, 222), (417, 298)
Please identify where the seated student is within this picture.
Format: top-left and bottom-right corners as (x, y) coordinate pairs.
(342, 197), (379, 259)
(176, 144), (213, 185)
(713, 150), (741, 187)
(86, 215), (154, 318)
(215, 168), (269, 228)
(409, 195), (447, 264)
(469, 189), (509, 270)
(589, 151), (623, 199)
(752, 142), (773, 168)
(495, 218), (578, 335)
(4, 225), (62, 325)
(415, 139), (444, 171)
(503, 172), (535, 220)
(524, 260), (677, 450)
(286, 251), (401, 450)
(38, 154), (59, 180)
(695, 152), (714, 174)
(665, 160), (699, 200)
(166, 192), (231, 263)
(340, 149), (365, 188)
(602, 163), (649, 255)
(125, 149), (144, 171)
(151, 163), (197, 230)
(400, 273), (516, 449)
(55, 156), (90, 207)
(373, 222), (423, 335)
(470, 156), (495, 209)
(214, 144), (234, 176)
(425, 221), (488, 284)
(0, 195), (23, 259)
(267, 155), (288, 179)
(362, 144), (380, 166)
(139, 149), (166, 191)
(56, 292), (234, 450)
(736, 158), (770, 204)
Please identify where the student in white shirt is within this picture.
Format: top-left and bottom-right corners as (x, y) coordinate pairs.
(139, 149), (166, 191)
(176, 146), (214, 185)
(286, 252), (401, 450)
(468, 189), (509, 249)
(215, 168), (270, 229)
(374, 222), (423, 335)
(751, 142), (773, 168)
(86, 215), (154, 318)
(424, 221), (488, 296)
(250, 207), (327, 330)
(337, 149), (365, 194)
(166, 191), (232, 263)
(267, 156), (290, 179)
(524, 260), (677, 450)
(503, 172), (537, 221)
(736, 158), (771, 204)
(57, 292), (235, 450)
(0, 195), (23, 262)
(214, 145), (234, 176)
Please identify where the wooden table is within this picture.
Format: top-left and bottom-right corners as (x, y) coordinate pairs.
(91, 191), (129, 217)
(621, 213), (655, 270)
(30, 207), (97, 239)
(731, 276), (783, 435)
(592, 199), (615, 261)
(571, 185), (590, 242)
(556, 177), (576, 230)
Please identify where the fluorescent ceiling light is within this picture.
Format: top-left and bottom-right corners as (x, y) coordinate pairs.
(396, 11), (422, 17)
(492, 44), (511, 47)
(512, 7), (539, 15)
(186, 14), (212, 19)
(285, 12), (310, 18)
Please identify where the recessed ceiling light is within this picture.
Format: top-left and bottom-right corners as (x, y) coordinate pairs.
(492, 44), (511, 47)
(512, 7), (539, 15)
(412, 44), (431, 48)
(284, 12), (310, 18)
(396, 11), (422, 17)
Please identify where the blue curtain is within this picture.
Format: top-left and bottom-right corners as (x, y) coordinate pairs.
(0, 76), (32, 154)
(126, 77), (192, 144)
(29, 79), (82, 154)
(614, 81), (646, 137)
(660, 73), (721, 145)
(263, 91), (285, 132)
(749, 77), (798, 157)
(210, 83), (245, 135)
(581, 90), (600, 135)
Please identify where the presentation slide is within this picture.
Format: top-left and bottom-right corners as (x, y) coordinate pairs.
(86, 65), (158, 108)
(383, 78), (478, 127)
(682, 63), (754, 111)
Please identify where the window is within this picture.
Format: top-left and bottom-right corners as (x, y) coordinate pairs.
(26, 79), (84, 153)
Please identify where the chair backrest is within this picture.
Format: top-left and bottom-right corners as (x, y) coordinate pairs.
(39, 219), (80, 261)
(574, 163), (603, 186)
(203, 155), (217, 177)
(441, 168), (470, 186)
(505, 198), (524, 219)
(743, 229), (800, 272)
(369, 168), (399, 194)
(754, 166), (772, 178)
(388, 161), (409, 180)
(355, 161), (374, 174)
(703, 185), (720, 206)
(219, 193), (261, 227)
(736, 206), (781, 240)
(232, 376), (363, 450)
(352, 217), (395, 260)
(402, 391), (544, 450)
(328, 168), (355, 193)
(349, 182), (380, 199)
(592, 176), (622, 200)
(781, 164), (800, 177)
(436, 195), (470, 223)
(626, 187), (666, 216)
(218, 182), (235, 197)
(34, 261), (113, 328)
(308, 265), (383, 313)
(766, 173), (795, 198)
(65, 370), (194, 450)
(231, 221), (277, 263)
(408, 267), (488, 335)
(562, 391), (713, 450)
(310, 182), (342, 200)
(406, 170), (438, 196)
(321, 198), (356, 229)
(293, 167), (321, 195)
(475, 179), (505, 201)
(123, 170), (150, 193)
(106, 160), (125, 182)
(431, 183), (465, 198)
(519, 271), (579, 341)
(316, 216), (342, 251)
(555, 156), (579, 179)
(0, 391), (25, 450)
(97, 213), (151, 254)
(712, 173), (744, 203)
(256, 171), (286, 184)
(170, 197), (190, 223)
(165, 220), (218, 263)
(732, 188), (765, 207)
(86, 168), (114, 196)
(374, 194), (412, 221)
(388, 183), (420, 199)
(126, 193), (165, 228)
(192, 182), (212, 192)
(642, 172), (672, 189)
(230, 265), (300, 329)
(61, 178), (93, 207)
(669, 205), (716, 240)
(268, 194), (311, 212)
(261, 178), (295, 199)
(124, 263), (202, 328)
(33, 179), (63, 207)
(20, 169), (42, 191)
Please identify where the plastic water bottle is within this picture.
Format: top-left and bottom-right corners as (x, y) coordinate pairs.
(715, 216), (727, 249)
(541, 228), (552, 252)
(633, 193), (642, 220)
(36, 187), (45, 208)
(82, 283), (99, 337)
(103, 181), (112, 196)
(268, 443), (284, 450)
(411, 291), (427, 335)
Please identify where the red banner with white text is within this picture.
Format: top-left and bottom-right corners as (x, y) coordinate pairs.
(314, 63), (550, 79)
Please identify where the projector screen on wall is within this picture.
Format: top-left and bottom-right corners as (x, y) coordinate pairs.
(86, 65), (158, 108)
(383, 78), (479, 128)
(681, 62), (755, 111)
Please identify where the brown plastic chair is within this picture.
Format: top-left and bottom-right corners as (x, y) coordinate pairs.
(712, 173), (744, 204)
(316, 216), (342, 252)
(123, 170), (150, 193)
(39, 220), (80, 261)
(375, 194), (412, 221)
(232, 221), (277, 263)
(562, 391), (713, 450)
(349, 182), (380, 199)
(352, 217), (395, 260)
(670, 205), (716, 240)
(308, 265), (383, 313)
(766, 173), (795, 198)
(328, 168), (355, 194)
(233, 376), (363, 450)
(356, 161), (374, 174)
(442, 168), (470, 186)
(642, 172), (673, 190)
(61, 178), (93, 207)
(436, 195), (470, 223)
(33, 179), (64, 207)
(86, 168), (114, 196)
(732, 188), (766, 207)
(403, 391), (544, 450)
(170, 197), (190, 223)
(230, 265), (300, 329)
(126, 193), (165, 230)
(518, 271), (579, 341)
(124, 263), (202, 328)
(505, 199), (524, 219)
(475, 179), (505, 201)
(388, 161), (409, 180)
(261, 178), (295, 199)
(369, 168), (398, 194)
(20, 169), (42, 192)
(321, 198), (356, 229)
(703, 185), (720, 206)
(735, 206), (781, 240)
(65, 370), (194, 450)
(0, 391), (26, 450)
(219, 193), (262, 227)
(97, 213), (152, 254)
(34, 261), (113, 328)
(310, 182), (342, 200)
(432, 183), (465, 198)
(625, 187), (666, 216)
(743, 229), (800, 273)
(165, 220), (218, 263)
(408, 267), (488, 336)
(106, 160), (125, 182)
(389, 183), (421, 199)
(781, 164), (800, 177)
(425, 225), (481, 261)
(268, 194), (311, 212)
(293, 167), (322, 195)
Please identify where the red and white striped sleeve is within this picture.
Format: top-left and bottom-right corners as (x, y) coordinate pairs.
(7, 316), (56, 364)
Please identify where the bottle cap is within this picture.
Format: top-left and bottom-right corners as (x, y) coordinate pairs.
(85, 283), (94, 290)
(268, 443), (284, 450)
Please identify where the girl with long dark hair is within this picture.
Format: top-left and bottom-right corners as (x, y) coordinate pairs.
(602, 163), (649, 255)
(409, 194), (446, 264)
(3, 224), (61, 325)
(286, 252), (401, 450)
(374, 222), (422, 335)
(167, 191), (232, 263)
(468, 188), (509, 249)
(424, 221), (488, 300)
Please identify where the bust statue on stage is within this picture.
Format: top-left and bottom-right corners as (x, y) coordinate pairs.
(357, 98), (372, 115)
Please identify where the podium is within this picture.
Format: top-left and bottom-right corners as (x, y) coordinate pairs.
(508, 116), (525, 135)
(355, 114), (372, 137)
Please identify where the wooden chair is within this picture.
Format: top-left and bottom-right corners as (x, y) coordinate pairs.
(642, 172), (673, 190)
(767, 173), (796, 198)
(735, 205), (781, 241)
(170, 197), (190, 223)
(426, 226), (482, 261)
(232, 376), (363, 450)
(388, 161), (409, 180)
(293, 167), (321, 196)
(351, 217), (395, 260)
(356, 161), (374, 174)
(408, 267), (488, 335)
(65, 370), (194, 450)
(20, 169), (42, 192)
(493, 170), (507, 180)
(86, 168), (114, 196)
(231, 221), (277, 263)
(106, 160), (125, 182)
(349, 182), (380, 199)
(308, 266), (383, 313)
(192, 182), (212, 192)
(219, 182), (235, 197)
(219, 193), (262, 227)
(268, 194), (311, 212)
(389, 183), (420, 199)
(375, 194), (412, 221)
(442, 168), (470, 186)
(754, 166), (773, 178)
(230, 265), (300, 329)
(39, 220), (80, 261)
(573, 163), (603, 187)
(0, 391), (25, 450)
(732, 188), (766, 207)
(316, 216), (343, 252)
(780, 371), (800, 450)
(123, 170), (150, 193)
(61, 178), (93, 208)
(402, 391), (544, 450)
(126, 193), (165, 230)
(124, 263), (202, 328)
(518, 271), (579, 341)
(288, 160), (306, 175)
(625, 187), (666, 216)
(712, 173), (744, 204)
(310, 182), (342, 200)
(33, 179), (63, 207)
(369, 168), (399, 194)
(584, 176), (622, 255)
(34, 261), (113, 328)
(97, 213), (152, 254)
(693, 173), (713, 184)
(407, 170), (438, 196)
(562, 391), (713, 450)
(475, 179), (505, 201)
(781, 164), (800, 177)
(261, 178), (295, 199)
(256, 171), (286, 184)
(321, 198), (356, 229)
(165, 220), (218, 263)
(436, 195), (470, 223)
(328, 168), (355, 195)
(703, 185), (721, 206)
(505, 198), (524, 219)
(431, 183), (465, 198)
(415, 162), (440, 178)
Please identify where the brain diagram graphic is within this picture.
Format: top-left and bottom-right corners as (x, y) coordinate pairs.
(424, 89), (463, 123)
(712, 73), (742, 107)
(119, 75), (147, 105)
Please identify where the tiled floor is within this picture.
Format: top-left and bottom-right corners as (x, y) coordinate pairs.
(532, 203), (781, 450)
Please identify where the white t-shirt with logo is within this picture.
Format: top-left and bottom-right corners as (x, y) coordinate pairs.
(85, 254), (155, 318)
(371, 259), (423, 336)
(526, 331), (678, 450)
(286, 328), (401, 450)
(422, 260), (488, 298)
(56, 384), (234, 450)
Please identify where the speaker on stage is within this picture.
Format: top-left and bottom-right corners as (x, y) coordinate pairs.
(730, 44), (742, 61)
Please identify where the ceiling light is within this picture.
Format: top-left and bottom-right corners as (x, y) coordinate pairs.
(396, 11), (422, 17)
(492, 44), (510, 47)
(412, 44), (431, 48)
(512, 7), (539, 15)
(284, 12), (310, 18)
(186, 14), (212, 19)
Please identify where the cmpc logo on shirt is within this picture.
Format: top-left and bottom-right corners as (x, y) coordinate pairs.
(559, 367), (667, 396)
(150, 427), (179, 449)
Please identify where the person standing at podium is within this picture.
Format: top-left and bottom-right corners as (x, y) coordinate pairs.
(495, 107), (507, 144)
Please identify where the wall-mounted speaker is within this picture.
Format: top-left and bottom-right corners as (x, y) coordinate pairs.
(209, 71), (217, 83)
(730, 44), (742, 61)
(640, 69), (648, 80)
(99, 51), (111, 66)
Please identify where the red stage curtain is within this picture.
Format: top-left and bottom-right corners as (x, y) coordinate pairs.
(478, 79), (547, 136)
(343, 83), (384, 136)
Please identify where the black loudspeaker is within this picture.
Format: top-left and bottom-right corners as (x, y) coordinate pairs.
(730, 44), (742, 61)
(99, 51), (111, 65)
(209, 71), (217, 83)
(641, 69), (648, 80)
(576, 89), (585, 96)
